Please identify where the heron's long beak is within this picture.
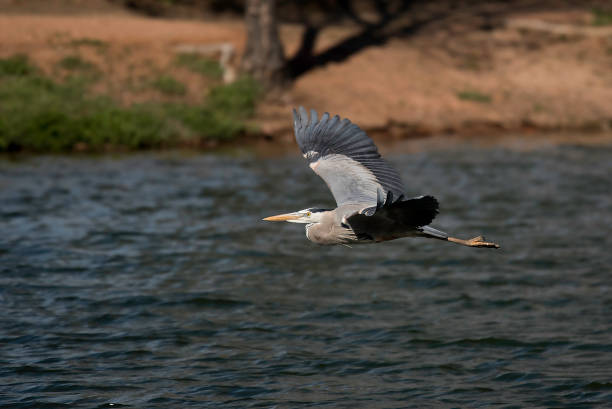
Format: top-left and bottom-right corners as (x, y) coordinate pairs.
(262, 212), (301, 222)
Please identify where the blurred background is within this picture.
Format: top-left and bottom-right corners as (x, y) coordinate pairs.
(1, 1), (612, 408)
(1, 0), (612, 150)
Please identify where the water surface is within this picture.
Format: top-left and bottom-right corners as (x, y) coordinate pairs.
(1, 139), (611, 408)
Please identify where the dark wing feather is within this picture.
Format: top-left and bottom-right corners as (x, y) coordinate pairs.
(293, 107), (406, 206)
(345, 195), (440, 239)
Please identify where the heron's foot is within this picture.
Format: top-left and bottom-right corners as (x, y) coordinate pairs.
(466, 235), (500, 248)
(448, 235), (500, 249)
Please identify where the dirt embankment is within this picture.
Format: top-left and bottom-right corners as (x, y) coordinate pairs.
(1, 3), (612, 141)
(266, 9), (612, 139)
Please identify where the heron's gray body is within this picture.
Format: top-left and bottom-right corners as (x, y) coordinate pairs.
(305, 201), (445, 245)
(263, 107), (499, 249)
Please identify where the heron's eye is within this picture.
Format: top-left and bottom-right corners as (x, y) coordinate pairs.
(306, 212), (311, 217)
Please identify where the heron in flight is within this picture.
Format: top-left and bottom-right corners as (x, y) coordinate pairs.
(264, 107), (499, 249)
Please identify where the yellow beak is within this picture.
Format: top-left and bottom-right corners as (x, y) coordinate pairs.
(262, 212), (300, 222)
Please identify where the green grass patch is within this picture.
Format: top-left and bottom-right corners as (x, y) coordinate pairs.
(592, 9), (612, 26)
(0, 54), (35, 77)
(58, 55), (97, 72)
(70, 37), (109, 49)
(170, 76), (260, 140)
(457, 90), (492, 103)
(0, 75), (171, 152)
(175, 53), (224, 79)
(151, 74), (186, 96)
(0, 54), (260, 152)
(208, 76), (259, 117)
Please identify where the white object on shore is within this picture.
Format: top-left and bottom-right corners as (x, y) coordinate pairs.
(174, 43), (236, 83)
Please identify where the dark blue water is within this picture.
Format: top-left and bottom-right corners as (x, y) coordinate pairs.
(1, 140), (611, 408)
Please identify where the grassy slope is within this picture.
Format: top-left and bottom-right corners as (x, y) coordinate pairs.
(0, 54), (259, 152)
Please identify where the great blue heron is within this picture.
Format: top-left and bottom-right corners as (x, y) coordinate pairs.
(264, 107), (499, 249)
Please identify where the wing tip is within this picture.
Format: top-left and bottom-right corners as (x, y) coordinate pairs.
(298, 106), (308, 123)
(292, 108), (299, 129)
(293, 107), (350, 132)
(309, 108), (318, 126)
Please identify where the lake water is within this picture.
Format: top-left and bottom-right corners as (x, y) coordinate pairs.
(1, 137), (611, 408)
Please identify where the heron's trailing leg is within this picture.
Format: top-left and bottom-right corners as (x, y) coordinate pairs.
(447, 235), (499, 248)
(420, 227), (499, 248)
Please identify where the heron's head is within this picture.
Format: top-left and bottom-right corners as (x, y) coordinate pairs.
(263, 208), (328, 224)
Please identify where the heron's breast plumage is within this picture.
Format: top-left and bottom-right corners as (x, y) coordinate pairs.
(305, 222), (359, 245)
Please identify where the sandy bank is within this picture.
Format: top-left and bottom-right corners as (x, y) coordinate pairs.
(2, 10), (611, 140)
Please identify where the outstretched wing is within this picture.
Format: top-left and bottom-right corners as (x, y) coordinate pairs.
(293, 107), (406, 206)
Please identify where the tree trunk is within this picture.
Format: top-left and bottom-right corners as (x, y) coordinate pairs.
(241, 0), (286, 91)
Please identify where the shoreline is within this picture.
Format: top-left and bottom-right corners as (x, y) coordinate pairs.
(2, 129), (611, 159)
(1, 9), (612, 153)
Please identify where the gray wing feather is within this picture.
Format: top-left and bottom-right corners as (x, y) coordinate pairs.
(293, 107), (406, 206)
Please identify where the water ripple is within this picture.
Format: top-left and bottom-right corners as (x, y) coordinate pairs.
(1, 145), (612, 408)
